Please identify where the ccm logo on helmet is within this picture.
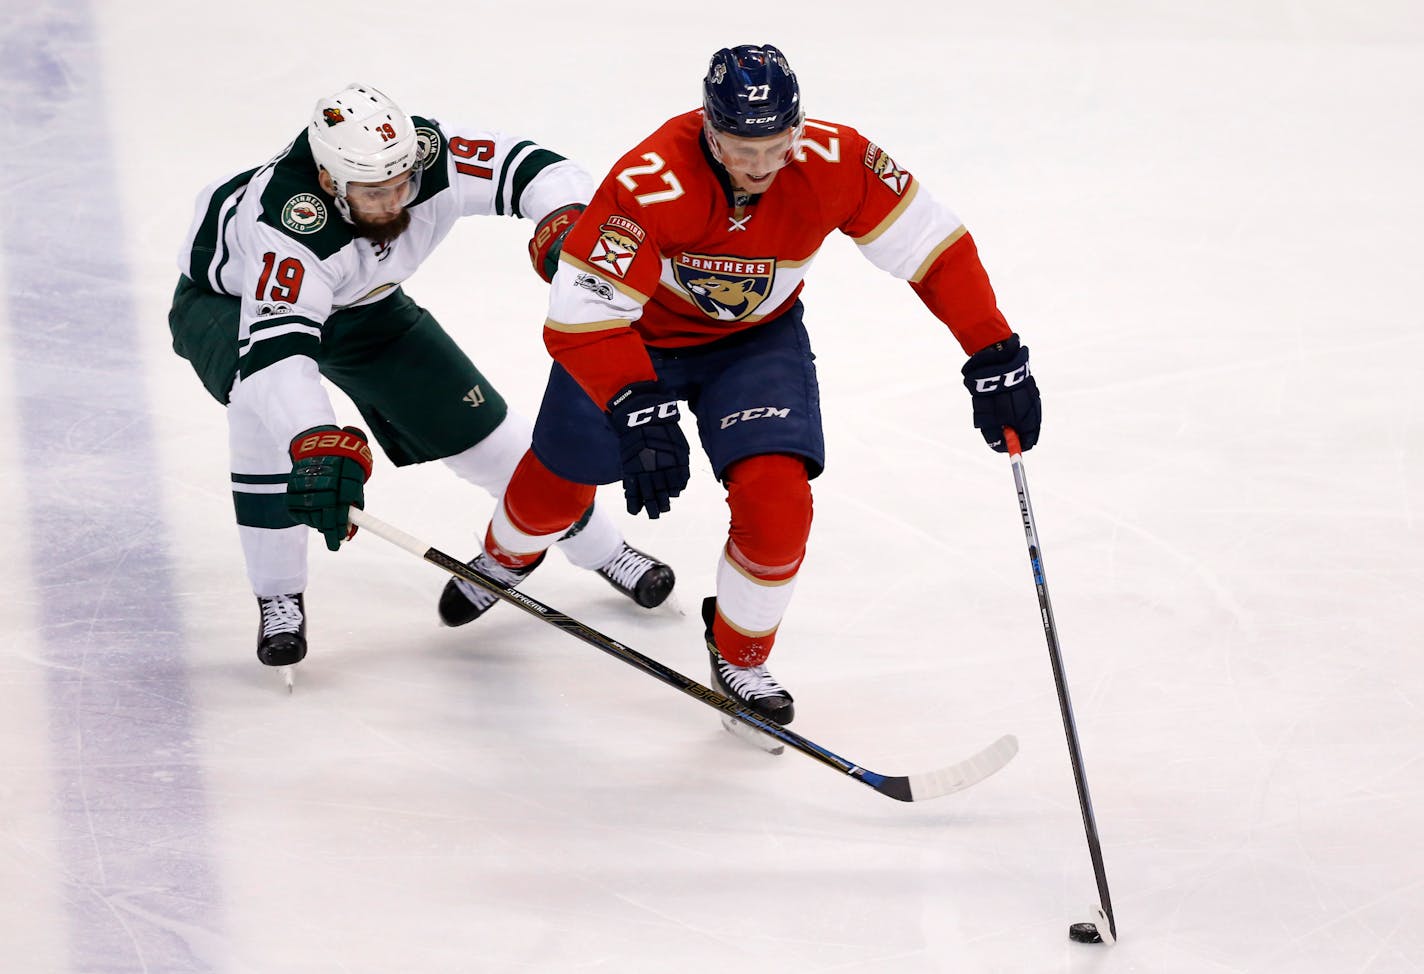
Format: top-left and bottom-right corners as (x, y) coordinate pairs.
(973, 363), (1031, 393)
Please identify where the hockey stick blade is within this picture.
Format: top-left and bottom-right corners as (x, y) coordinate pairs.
(348, 508), (1018, 802)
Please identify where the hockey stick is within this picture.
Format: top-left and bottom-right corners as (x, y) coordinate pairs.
(1003, 428), (1117, 944)
(347, 507), (1017, 802)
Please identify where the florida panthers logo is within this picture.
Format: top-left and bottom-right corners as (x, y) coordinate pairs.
(673, 254), (776, 321)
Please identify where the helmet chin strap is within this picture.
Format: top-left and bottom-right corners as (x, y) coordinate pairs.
(331, 192), (355, 225)
(318, 167), (357, 225)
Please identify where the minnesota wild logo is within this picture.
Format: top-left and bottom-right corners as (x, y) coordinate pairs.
(414, 126), (441, 170)
(281, 193), (327, 234)
(322, 107), (345, 127)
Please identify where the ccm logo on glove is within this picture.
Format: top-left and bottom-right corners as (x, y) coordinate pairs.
(970, 362), (1031, 393)
(623, 401), (679, 427)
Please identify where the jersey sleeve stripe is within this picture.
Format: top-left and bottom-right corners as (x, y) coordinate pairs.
(910, 225), (967, 284)
(230, 472), (289, 486)
(508, 149), (566, 219)
(238, 332), (321, 379)
(240, 323), (321, 349)
(188, 168), (258, 290)
(248, 314), (318, 335)
(544, 316), (633, 335)
(851, 181), (920, 246)
(494, 141), (536, 216)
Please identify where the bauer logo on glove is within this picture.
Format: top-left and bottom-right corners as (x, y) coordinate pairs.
(286, 425), (374, 550)
(291, 428), (374, 467)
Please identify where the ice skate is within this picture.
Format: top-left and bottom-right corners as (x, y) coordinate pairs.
(703, 597), (793, 754)
(596, 543), (676, 609)
(438, 551), (545, 627)
(257, 593), (306, 691)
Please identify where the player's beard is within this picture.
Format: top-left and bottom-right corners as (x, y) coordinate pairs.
(352, 208), (411, 249)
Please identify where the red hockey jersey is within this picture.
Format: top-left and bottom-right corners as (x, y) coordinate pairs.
(545, 109), (1011, 407)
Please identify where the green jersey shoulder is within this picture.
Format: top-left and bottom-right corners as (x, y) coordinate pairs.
(256, 132), (352, 260)
(254, 117), (449, 259)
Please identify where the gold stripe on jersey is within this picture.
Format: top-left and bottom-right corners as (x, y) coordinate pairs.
(911, 225), (968, 284)
(723, 554), (796, 588)
(544, 316), (632, 335)
(852, 180), (921, 246)
(560, 254), (652, 304)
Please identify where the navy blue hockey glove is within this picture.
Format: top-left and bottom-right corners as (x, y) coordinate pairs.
(528, 203), (585, 283)
(961, 334), (1041, 453)
(286, 425), (373, 551)
(607, 382), (691, 519)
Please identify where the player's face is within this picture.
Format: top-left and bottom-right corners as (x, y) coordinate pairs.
(711, 128), (798, 194)
(345, 169), (419, 222)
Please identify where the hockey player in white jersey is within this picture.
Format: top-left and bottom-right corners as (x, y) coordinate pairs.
(169, 83), (674, 670)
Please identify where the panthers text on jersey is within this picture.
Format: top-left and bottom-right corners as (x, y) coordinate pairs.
(177, 117), (592, 439)
(543, 109), (1012, 407)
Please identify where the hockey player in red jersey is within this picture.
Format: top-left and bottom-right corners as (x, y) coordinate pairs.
(475, 45), (1041, 735)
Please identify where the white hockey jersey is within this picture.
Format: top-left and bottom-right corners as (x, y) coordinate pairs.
(177, 116), (593, 439)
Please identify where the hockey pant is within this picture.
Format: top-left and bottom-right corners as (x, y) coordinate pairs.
(227, 390), (623, 597)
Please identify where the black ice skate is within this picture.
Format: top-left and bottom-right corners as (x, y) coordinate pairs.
(438, 551), (545, 627)
(596, 543), (676, 608)
(703, 597), (794, 753)
(256, 593), (307, 666)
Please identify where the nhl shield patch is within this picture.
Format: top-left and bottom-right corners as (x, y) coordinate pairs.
(281, 193), (327, 234)
(673, 254), (776, 321)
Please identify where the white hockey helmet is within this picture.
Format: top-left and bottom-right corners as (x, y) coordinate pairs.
(308, 83), (419, 222)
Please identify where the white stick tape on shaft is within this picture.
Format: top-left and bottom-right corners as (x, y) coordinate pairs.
(348, 508), (430, 558)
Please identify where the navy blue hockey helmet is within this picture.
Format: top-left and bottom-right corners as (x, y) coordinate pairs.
(702, 44), (803, 137)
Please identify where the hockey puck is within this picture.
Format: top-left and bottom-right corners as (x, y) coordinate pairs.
(1068, 922), (1103, 943)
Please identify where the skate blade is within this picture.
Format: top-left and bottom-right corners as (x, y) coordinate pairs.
(653, 591), (687, 617)
(277, 664), (297, 693)
(720, 714), (784, 755)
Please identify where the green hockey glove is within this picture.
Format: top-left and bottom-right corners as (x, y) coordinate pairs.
(286, 425), (374, 551)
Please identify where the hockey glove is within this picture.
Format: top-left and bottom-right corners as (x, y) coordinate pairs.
(286, 425), (374, 551)
(607, 381), (691, 519)
(528, 203), (586, 283)
(961, 333), (1041, 452)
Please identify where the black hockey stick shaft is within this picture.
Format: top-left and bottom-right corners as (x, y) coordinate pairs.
(1003, 428), (1117, 941)
(347, 508), (1014, 802)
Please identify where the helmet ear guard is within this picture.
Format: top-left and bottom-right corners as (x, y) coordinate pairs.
(308, 83), (419, 223)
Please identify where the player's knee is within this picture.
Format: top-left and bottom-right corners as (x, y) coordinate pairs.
(442, 411), (533, 495)
(505, 450), (596, 536)
(725, 454), (813, 573)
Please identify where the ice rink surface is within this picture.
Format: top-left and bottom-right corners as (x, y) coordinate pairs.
(2, 1), (1421, 971)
